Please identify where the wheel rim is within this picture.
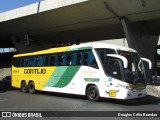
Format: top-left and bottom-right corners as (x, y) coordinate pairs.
(30, 84), (34, 91)
(89, 90), (96, 98)
(22, 83), (27, 91)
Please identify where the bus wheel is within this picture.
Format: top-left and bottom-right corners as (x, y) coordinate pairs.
(86, 85), (100, 102)
(21, 81), (28, 93)
(28, 82), (36, 94)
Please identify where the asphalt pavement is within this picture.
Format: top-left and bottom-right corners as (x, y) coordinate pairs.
(0, 82), (160, 120)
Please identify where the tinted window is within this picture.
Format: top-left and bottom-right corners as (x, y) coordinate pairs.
(27, 56), (37, 67)
(50, 55), (56, 66)
(12, 57), (20, 67)
(96, 48), (116, 73)
(96, 49), (116, 64)
(19, 57), (27, 67)
(71, 52), (78, 65)
(79, 51), (87, 65)
(61, 53), (67, 66)
(67, 52), (72, 65)
(78, 50), (98, 68)
(108, 59), (122, 80)
(97, 49), (107, 65)
(13, 50), (98, 68)
(37, 55), (48, 66)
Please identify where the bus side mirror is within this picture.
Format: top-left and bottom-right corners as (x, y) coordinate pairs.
(141, 58), (152, 69)
(107, 54), (128, 68)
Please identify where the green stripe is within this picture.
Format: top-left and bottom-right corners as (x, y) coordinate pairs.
(78, 47), (92, 51)
(53, 66), (80, 88)
(45, 66), (80, 88)
(67, 46), (92, 51)
(45, 67), (68, 87)
(84, 78), (100, 82)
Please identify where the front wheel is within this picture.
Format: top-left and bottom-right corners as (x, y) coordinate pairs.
(86, 85), (100, 102)
(28, 82), (36, 94)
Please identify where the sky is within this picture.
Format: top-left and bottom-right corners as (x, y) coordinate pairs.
(0, 0), (41, 13)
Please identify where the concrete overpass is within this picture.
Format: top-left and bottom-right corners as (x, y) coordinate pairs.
(0, 0), (160, 82)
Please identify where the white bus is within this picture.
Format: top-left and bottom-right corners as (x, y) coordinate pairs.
(12, 43), (151, 101)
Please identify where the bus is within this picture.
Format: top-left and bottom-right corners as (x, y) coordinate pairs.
(11, 43), (152, 101)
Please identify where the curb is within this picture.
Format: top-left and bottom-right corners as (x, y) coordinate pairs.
(146, 85), (160, 97)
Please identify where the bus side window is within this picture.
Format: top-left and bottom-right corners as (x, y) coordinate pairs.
(61, 53), (67, 66)
(83, 51), (88, 65)
(79, 51), (87, 65)
(24, 58), (28, 67)
(33, 56), (37, 66)
(37, 55), (47, 66)
(37, 56), (42, 66)
(27, 57), (31, 66)
(79, 51), (83, 65)
(67, 52), (72, 65)
(44, 55), (49, 66)
(77, 52), (81, 65)
(27, 56), (37, 67)
(19, 57), (28, 67)
(19, 58), (24, 67)
(97, 50), (107, 65)
(87, 51), (98, 68)
(50, 55), (55, 66)
(12, 57), (20, 67)
(57, 54), (62, 66)
(78, 50), (98, 68)
(54, 54), (59, 66)
(71, 52), (78, 65)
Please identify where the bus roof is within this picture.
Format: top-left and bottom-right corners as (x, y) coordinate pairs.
(81, 43), (137, 52)
(14, 42), (137, 57)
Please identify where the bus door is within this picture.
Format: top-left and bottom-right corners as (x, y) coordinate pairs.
(106, 55), (128, 98)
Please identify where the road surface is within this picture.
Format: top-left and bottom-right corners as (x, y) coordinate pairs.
(0, 84), (159, 120)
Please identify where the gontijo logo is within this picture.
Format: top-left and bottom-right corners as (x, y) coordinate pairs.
(108, 90), (119, 97)
(24, 69), (46, 74)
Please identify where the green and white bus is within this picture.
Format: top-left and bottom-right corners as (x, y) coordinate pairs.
(12, 43), (151, 101)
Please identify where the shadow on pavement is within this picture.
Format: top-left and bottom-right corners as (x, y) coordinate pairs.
(36, 90), (87, 100)
(0, 81), (16, 93)
(101, 95), (160, 106)
(32, 90), (160, 106)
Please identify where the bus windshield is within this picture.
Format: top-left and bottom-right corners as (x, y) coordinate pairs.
(117, 50), (146, 84)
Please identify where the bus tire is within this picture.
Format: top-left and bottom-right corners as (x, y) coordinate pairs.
(86, 85), (100, 102)
(21, 81), (28, 93)
(28, 82), (36, 94)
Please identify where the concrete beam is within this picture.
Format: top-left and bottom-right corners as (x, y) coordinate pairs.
(121, 18), (159, 83)
(0, 0), (88, 22)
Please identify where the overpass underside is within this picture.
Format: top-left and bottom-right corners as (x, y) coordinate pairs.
(0, 0), (160, 82)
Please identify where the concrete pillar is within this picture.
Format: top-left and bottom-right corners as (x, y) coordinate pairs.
(0, 68), (11, 80)
(121, 18), (159, 83)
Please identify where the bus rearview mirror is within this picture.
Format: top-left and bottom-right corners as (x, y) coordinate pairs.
(107, 54), (128, 69)
(141, 58), (152, 69)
